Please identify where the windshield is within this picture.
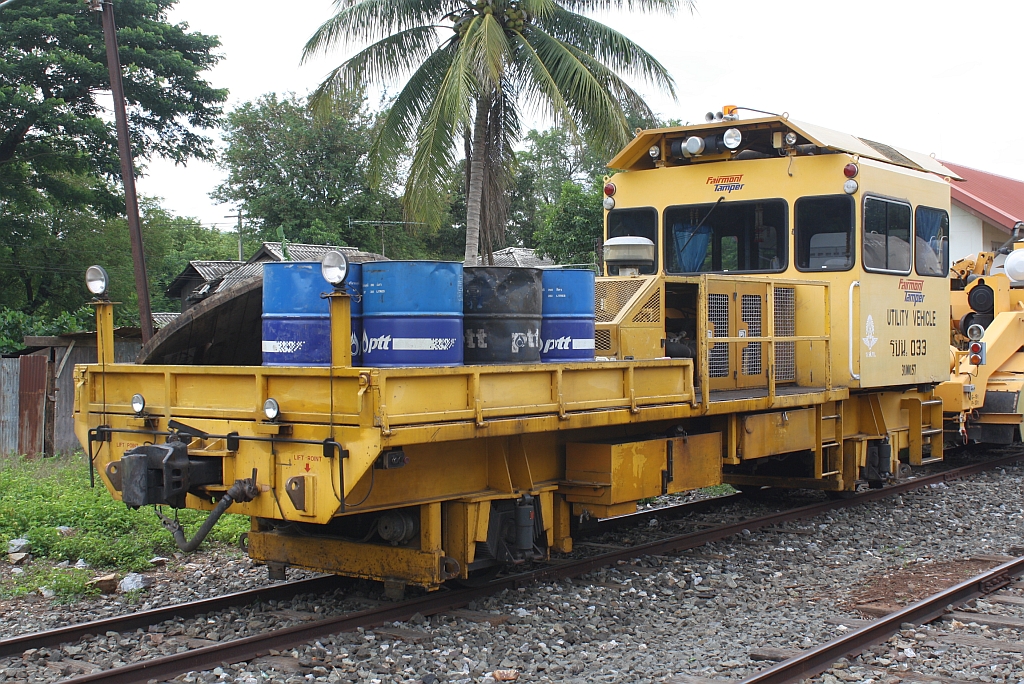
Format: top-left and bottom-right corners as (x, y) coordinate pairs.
(664, 200), (787, 273)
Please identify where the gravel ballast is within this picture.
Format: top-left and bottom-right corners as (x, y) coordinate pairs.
(1, 455), (1022, 683)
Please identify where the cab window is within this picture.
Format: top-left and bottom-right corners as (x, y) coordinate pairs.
(607, 207), (658, 274)
(663, 199), (787, 273)
(795, 195), (854, 271)
(863, 197), (912, 273)
(915, 206), (949, 276)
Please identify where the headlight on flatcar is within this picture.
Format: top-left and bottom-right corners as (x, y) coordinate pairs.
(321, 250), (349, 287)
(85, 265), (109, 296)
(263, 398), (280, 421)
(131, 393), (145, 414)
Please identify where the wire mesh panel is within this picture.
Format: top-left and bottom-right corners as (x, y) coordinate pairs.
(708, 293), (730, 378)
(774, 287), (796, 382)
(595, 329), (612, 353)
(595, 279), (647, 323)
(741, 294), (762, 376)
(632, 289), (662, 323)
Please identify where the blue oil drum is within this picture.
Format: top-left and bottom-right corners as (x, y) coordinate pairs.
(262, 261), (362, 366)
(540, 269), (596, 362)
(360, 261), (463, 366)
(464, 267), (543, 364)
(346, 262), (362, 366)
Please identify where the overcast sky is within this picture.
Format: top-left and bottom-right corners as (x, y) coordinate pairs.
(138, 0), (1024, 229)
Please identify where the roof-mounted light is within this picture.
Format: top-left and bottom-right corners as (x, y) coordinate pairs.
(784, 132), (798, 146)
(648, 145), (660, 159)
(723, 128), (742, 150)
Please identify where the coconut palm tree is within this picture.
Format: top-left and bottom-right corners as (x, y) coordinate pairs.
(304, 0), (684, 264)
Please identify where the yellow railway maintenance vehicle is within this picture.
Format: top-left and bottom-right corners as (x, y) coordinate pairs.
(75, 109), (961, 593)
(936, 224), (1024, 444)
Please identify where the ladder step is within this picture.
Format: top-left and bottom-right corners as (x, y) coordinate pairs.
(921, 428), (943, 436)
(821, 414), (840, 421)
(921, 400), (943, 407)
(820, 441), (840, 449)
(917, 457), (943, 465)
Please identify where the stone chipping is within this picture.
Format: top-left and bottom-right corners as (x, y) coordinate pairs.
(0, 455), (1022, 684)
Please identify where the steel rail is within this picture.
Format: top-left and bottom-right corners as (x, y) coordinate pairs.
(58, 451), (1024, 684)
(0, 575), (345, 659)
(0, 492), (733, 661)
(739, 555), (1024, 684)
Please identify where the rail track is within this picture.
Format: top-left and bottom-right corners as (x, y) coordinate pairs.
(737, 555), (1024, 684)
(5, 450), (1021, 684)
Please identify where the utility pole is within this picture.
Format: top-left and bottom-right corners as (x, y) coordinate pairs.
(91, 0), (154, 342)
(225, 210), (243, 261)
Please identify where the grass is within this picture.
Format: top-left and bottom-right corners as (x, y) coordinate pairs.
(0, 452), (249, 574)
(1, 566), (100, 603)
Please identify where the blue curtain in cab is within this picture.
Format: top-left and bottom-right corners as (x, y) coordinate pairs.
(671, 224), (711, 272)
(917, 208), (943, 248)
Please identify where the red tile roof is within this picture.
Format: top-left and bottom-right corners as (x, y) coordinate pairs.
(942, 161), (1024, 233)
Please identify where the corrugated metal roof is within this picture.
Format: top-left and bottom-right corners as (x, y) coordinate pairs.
(609, 116), (962, 180)
(489, 247), (556, 268)
(166, 260), (243, 298)
(248, 242), (360, 263)
(214, 262), (266, 293)
(152, 312), (180, 329)
(215, 248), (388, 294)
(191, 260), (244, 281)
(941, 160), (1024, 233)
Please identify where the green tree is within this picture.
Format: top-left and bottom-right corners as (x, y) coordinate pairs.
(212, 92), (416, 255)
(0, 0), (227, 318)
(533, 180), (603, 265)
(0, 0), (226, 199)
(303, 0), (684, 264)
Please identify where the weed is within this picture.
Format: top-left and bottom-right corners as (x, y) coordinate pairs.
(122, 588), (143, 605)
(0, 452), (248, 572)
(0, 566), (100, 603)
(702, 484), (737, 496)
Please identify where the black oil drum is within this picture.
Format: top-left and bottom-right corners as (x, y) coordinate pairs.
(464, 267), (543, 363)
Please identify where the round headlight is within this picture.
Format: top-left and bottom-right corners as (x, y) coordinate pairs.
(967, 323), (985, 341)
(321, 250), (349, 287)
(131, 393), (145, 414)
(263, 398), (280, 421)
(648, 145), (660, 159)
(784, 132), (798, 146)
(723, 128), (742, 150)
(602, 196), (615, 210)
(843, 179), (859, 194)
(85, 265), (109, 296)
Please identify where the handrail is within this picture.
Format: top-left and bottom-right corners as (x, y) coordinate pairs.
(848, 281), (860, 381)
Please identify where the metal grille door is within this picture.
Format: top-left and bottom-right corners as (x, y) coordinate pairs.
(774, 287), (796, 382)
(708, 293), (729, 378)
(741, 294), (762, 376)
